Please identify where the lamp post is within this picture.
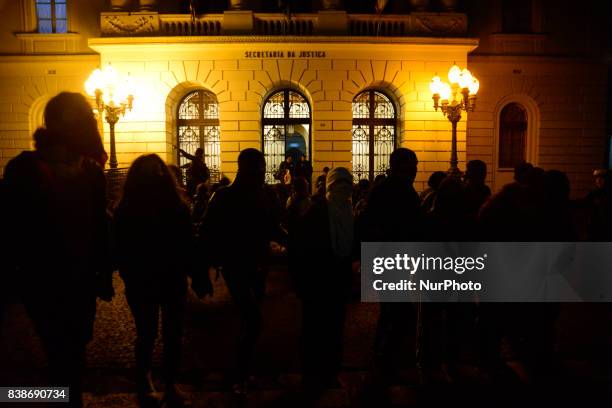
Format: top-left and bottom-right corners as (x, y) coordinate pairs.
(85, 64), (134, 169)
(430, 64), (479, 178)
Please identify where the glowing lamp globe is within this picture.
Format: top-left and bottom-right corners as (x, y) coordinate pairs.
(429, 76), (442, 94)
(458, 68), (473, 89)
(448, 64), (462, 84)
(440, 83), (452, 101)
(469, 78), (480, 95)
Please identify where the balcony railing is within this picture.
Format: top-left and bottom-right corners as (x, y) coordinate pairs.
(100, 11), (467, 38)
(159, 14), (223, 36)
(254, 14), (316, 36)
(349, 15), (410, 36)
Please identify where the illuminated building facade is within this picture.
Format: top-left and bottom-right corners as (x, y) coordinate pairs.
(0, 0), (609, 196)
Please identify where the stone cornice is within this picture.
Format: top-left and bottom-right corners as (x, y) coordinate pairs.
(89, 35), (479, 46)
(100, 11), (468, 38)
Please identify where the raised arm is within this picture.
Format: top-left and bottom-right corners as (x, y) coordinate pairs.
(174, 145), (196, 161)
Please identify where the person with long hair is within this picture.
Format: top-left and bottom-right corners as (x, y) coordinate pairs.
(114, 154), (195, 406)
(2, 92), (112, 407)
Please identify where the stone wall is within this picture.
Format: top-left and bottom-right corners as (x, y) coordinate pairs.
(467, 56), (608, 197)
(0, 55), (100, 174)
(87, 37), (476, 191)
(1, 40), (606, 198)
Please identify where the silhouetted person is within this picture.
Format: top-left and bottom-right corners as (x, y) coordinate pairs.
(286, 177), (311, 228)
(541, 170), (576, 241)
(114, 154), (196, 406)
(420, 171), (447, 214)
(198, 148), (285, 395)
(191, 183), (210, 226)
(294, 154), (314, 189)
(477, 181), (544, 383)
(586, 169), (612, 241)
(514, 161), (534, 185)
(314, 166), (330, 198)
(421, 177), (477, 383)
(286, 177), (311, 293)
(359, 148), (424, 383)
(294, 167), (356, 393)
(426, 177), (474, 240)
(464, 160), (492, 219)
(211, 174), (231, 194)
(0, 179), (6, 335)
(3, 92), (112, 407)
(373, 173), (387, 186)
(515, 161), (546, 193)
(177, 146), (210, 197)
(275, 155), (294, 185)
(353, 179), (370, 205)
(168, 163), (185, 188)
(520, 170), (575, 379)
(169, 163), (190, 204)
(353, 179), (371, 218)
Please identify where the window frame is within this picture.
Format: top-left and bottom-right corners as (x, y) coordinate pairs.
(493, 94), (540, 173)
(498, 102), (528, 169)
(176, 89), (221, 183)
(35, 0), (68, 34)
(261, 89), (312, 184)
(352, 89), (398, 182)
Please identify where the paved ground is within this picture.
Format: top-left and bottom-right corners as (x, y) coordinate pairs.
(2, 265), (612, 407)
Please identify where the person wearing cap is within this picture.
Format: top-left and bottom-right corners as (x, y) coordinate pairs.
(293, 167), (357, 394)
(2, 92), (113, 407)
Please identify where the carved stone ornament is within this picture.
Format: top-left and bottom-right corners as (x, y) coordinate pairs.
(412, 14), (466, 36)
(101, 14), (159, 36)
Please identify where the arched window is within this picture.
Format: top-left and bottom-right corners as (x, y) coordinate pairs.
(177, 90), (221, 182)
(499, 102), (527, 168)
(262, 89), (311, 184)
(36, 0), (67, 33)
(352, 90), (397, 182)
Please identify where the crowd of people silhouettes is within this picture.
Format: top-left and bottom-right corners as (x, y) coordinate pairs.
(1, 92), (612, 407)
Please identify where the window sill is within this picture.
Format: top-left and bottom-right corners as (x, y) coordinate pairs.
(490, 33), (547, 38)
(15, 32), (81, 54)
(489, 33), (547, 55)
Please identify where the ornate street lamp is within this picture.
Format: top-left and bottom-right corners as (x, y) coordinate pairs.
(430, 64), (479, 177)
(85, 64), (134, 169)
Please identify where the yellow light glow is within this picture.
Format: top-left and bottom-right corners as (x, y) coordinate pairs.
(459, 68), (473, 89)
(86, 63), (136, 106)
(440, 83), (452, 101)
(85, 68), (103, 97)
(469, 78), (480, 95)
(448, 64), (462, 84)
(429, 75), (442, 94)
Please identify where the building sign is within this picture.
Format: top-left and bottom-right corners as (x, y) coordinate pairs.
(244, 50), (326, 58)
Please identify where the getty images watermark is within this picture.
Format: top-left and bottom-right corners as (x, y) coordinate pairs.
(361, 242), (612, 302)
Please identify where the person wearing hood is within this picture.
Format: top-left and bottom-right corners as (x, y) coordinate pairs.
(293, 167), (357, 394)
(2, 92), (112, 407)
(197, 148), (285, 396)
